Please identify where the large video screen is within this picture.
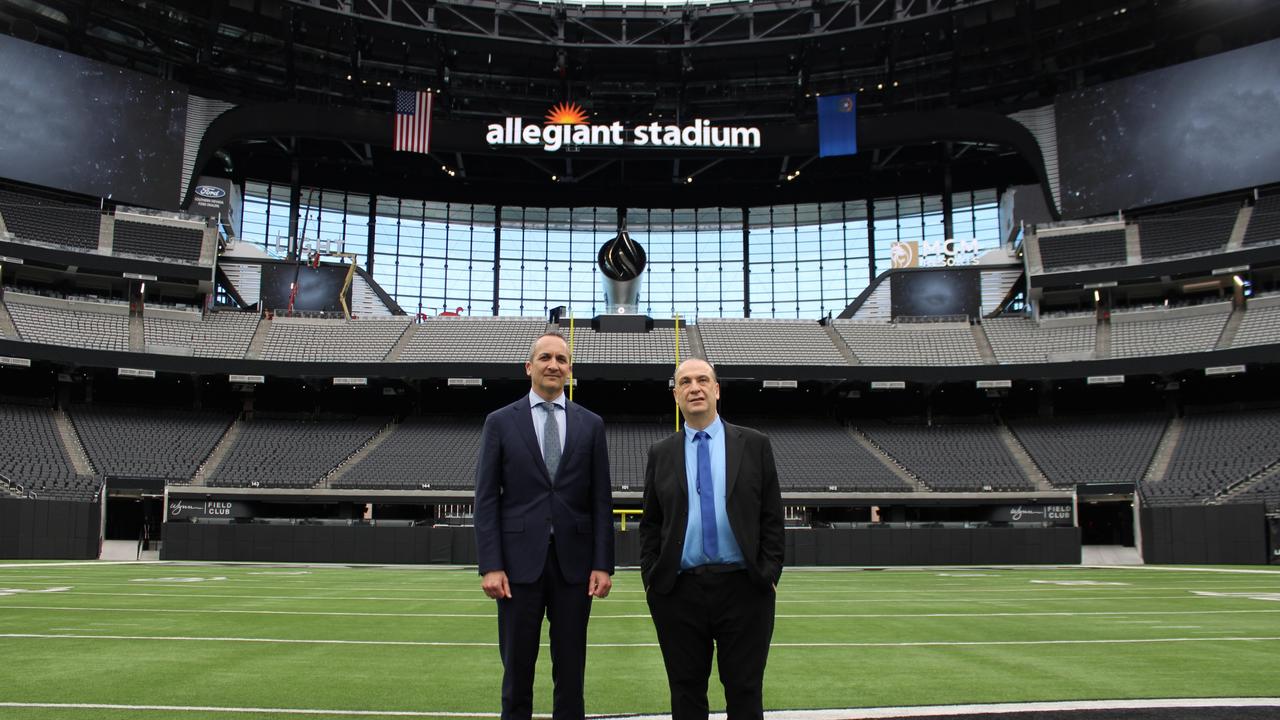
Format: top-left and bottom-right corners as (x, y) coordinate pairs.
(0, 34), (187, 210)
(260, 264), (353, 313)
(1057, 39), (1280, 218)
(890, 269), (980, 319)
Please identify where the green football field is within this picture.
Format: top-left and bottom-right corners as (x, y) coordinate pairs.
(0, 560), (1278, 719)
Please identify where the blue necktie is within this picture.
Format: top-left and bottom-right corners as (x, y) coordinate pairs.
(694, 431), (719, 560)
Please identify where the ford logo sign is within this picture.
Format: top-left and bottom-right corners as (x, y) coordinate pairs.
(195, 185), (226, 199)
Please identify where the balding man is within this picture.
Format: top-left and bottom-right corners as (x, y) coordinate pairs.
(474, 332), (614, 720)
(639, 358), (784, 720)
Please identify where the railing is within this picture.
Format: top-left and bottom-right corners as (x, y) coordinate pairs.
(1212, 458), (1280, 503)
(895, 314), (970, 324)
(0, 470), (32, 499)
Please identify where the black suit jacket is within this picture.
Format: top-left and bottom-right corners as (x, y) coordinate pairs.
(639, 421), (784, 594)
(474, 397), (614, 585)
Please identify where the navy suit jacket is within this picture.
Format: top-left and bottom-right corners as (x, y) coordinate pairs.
(639, 421), (784, 594)
(474, 396), (615, 585)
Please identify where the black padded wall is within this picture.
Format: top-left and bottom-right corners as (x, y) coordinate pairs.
(1141, 504), (1268, 565)
(0, 498), (99, 559)
(161, 524), (1080, 567)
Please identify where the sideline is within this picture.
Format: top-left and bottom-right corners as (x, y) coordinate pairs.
(1, 697), (1278, 719)
(3, 632), (1280, 649)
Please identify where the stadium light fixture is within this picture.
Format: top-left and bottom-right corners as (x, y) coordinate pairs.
(118, 368), (156, 379)
(1205, 365), (1246, 377)
(1086, 375), (1124, 385)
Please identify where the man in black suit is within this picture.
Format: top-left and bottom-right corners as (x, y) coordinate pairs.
(640, 358), (785, 720)
(474, 332), (614, 720)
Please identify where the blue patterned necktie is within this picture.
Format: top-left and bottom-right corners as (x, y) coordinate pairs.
(542, 402), (561, 480)
(694, 431), (719, 560)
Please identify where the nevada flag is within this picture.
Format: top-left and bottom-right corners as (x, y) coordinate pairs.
(817, 93), (858, 157)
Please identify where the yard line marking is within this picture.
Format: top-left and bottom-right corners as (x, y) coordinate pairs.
(0, 561), (160, 567)
(1029, 580), (1129, 586)
(3, 632), (1280, 649)
(0, 605), (497, 619)
(1194, 591), (1280, 602)
(4, 698), (1280, 719)
(705, 637), (1280, 649)
(15, 590), (1273, 605)
(0, 702), (506, 717)
(0, 587), (71, 597)
(624, 697), (1280, 720)
(131, 573), (230, 579)
(1082, 565), (1280, 575)
(2, 577), (1277, 594)
(0, 633), (495, 647)
(3, 605), (1279, 621)
(5, 586), (1274, 602)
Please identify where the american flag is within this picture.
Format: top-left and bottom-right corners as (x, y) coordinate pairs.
(394, 90), (433, 154)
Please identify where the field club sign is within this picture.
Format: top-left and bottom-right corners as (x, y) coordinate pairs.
(487, 102), (762, 152)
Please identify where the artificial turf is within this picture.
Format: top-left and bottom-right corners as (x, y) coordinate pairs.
(0, 561), (1277, 718)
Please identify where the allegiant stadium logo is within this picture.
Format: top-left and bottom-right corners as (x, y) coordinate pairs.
(546, 102), (590, 125)
(486, 102), (762, 152)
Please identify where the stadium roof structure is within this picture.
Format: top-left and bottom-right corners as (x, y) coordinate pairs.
(5, 0), (1280, 209)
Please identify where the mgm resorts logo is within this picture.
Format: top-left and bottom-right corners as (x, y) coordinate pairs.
(890, 238), (982, 269)
(486, 102), (762, 152)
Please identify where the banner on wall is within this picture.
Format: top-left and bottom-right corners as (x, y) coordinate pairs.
(167, 499), (252, 520)
(986, 504), (1075, 525)
(817, 92), (858, 157)
(185, 176), (241, 237)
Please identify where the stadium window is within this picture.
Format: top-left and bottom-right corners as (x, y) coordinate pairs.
(237, 184), (996, 319)
(240, 181), (291, 257)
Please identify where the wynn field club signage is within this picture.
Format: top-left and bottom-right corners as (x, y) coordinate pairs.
(486, 103), (762, 152)
(168, 499), (252, 520)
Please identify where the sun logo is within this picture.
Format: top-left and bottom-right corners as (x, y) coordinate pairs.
(545, 102), (589, 125)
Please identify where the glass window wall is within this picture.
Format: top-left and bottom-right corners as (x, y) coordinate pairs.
(238, 181), (1003, 319)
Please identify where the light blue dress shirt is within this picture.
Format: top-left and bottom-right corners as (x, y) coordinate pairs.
(680, 416), (745, 569)
(528, 391), (567, 460)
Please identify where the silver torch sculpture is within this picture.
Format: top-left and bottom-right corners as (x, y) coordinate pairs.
(597, 211), (647, 314)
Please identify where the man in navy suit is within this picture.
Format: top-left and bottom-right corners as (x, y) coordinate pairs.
(640, 358), (784, 720)
(474, 332), (614, 720)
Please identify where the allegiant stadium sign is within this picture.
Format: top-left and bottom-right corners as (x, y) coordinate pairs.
(486, 103), (762, 152)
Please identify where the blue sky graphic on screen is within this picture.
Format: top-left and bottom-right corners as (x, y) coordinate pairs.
(818, 93), (858, 157)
